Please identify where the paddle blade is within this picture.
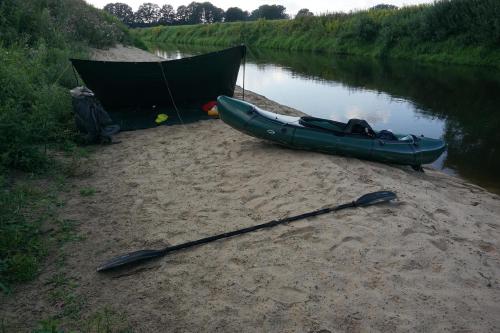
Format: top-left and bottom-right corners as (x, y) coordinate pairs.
(354, 191), (396, 207)
(97, 249), (165, 272)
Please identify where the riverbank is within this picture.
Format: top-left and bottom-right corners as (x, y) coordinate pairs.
(0, 0), (143, 298)
(135, 1), (500, 68)
(1, 45), (499, 330)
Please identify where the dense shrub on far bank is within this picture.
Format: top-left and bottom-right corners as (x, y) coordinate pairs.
(137, 0), (500, 67)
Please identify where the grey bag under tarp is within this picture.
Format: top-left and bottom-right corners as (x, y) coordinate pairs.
(70, 86), (120, 143)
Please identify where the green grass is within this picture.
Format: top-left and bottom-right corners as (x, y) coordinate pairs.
(31, 307), (133, 333)
(0, 179), (50, 291)
(136, 0), (500, 67)
(79, 187), (96, 197)
(0, 0), (139, 293)
(0, 1), (137, 331)
(0, 171), (86, 293)
(0, 172), (131, 331)
(47, 273), (85, 320)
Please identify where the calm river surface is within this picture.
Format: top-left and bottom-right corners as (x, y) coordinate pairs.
(155, 44), (500, 194)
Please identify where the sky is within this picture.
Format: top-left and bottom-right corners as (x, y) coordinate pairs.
(85, 0), (434, 15)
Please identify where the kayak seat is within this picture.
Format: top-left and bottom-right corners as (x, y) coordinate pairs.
(299, 116), (345, 134)
(377, 129), (398, 141)
(343, 119), (376, 137)
(300, 116), (382, 139)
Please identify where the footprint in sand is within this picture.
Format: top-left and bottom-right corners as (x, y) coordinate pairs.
(401, 228), (437, 237)
(341, 236), (363, 243)
(276, 226), (316, 241)
(264, 286), (308, 304)
(428, 238), (448, 252)
(357, 174), (374, 184)
(434, 208), (450, 217)
(486, 223), (498, 230)
(245, 196), (268, 210)
(401, 258), (429, 271)
(330, 236), (363, 251)
(241, 193), (260, 202)
(476, 241), (496, 253)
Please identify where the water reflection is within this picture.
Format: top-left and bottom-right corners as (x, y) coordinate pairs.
(156, 45), (500, 194)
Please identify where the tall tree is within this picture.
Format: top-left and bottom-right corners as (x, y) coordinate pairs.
(159, 4), (175, 25)
(371, 4), (398, 10)
(199, 2), (224, 23)
(176, 5), (188, 24)
(250, 5), (288, 20)
(103, 2), (134, 25)
(185, 2), (202, 24)
(182, 2), (224, 24)
(225, 7), (248, 22)
(135, 2), (161, 25)
(295, 8), (313, 18)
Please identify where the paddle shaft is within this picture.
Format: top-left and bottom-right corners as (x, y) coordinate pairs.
(157, 202), (355, 256)
(98, 191), (396, 271)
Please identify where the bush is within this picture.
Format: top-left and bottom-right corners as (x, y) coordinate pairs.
(0, 179), (46, 290)
(0, 0), (137, 290)
(0, 0), (142, 173)
(0, 46), (73, 171)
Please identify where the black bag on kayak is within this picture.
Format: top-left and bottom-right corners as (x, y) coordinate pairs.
(70, 86), (120, 143)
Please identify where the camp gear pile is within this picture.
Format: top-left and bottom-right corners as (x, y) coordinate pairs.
(70, 87), (120, 143)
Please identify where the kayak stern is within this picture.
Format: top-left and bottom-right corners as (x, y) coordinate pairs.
(415, 136), (447, 164)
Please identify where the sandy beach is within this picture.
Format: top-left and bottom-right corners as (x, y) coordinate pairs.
(1, 47), (500, 332)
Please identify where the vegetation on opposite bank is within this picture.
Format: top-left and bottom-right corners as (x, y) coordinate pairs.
(136, 0), (500, 67)
(0, 0), (141, 293)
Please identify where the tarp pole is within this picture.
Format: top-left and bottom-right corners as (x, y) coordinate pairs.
(242, 46), (246, 101)
(72, 65), (79, 86)
(158, 62), (185, 125)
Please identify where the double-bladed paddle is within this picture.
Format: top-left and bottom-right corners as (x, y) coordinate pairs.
(97, 191), (396, 272)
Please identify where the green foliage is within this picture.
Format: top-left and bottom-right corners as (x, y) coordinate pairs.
(32, 320), (64, 333)
(31, 307), (134, 333)
(82, 307), (134, 333)
(79, 187), (96, 197)
(0, 46), (73, 171)
(53, 219), (85, 243)
(136, 0), (500, 67)
(0, 0), (141, 173)
(0, 179), (47, 289)
(0, 0), (139, 292)
(250, 4), (288, 20)
(225, 7), (249, 22)
(0, 0), (133, 49)
(48, 276), (85, 319)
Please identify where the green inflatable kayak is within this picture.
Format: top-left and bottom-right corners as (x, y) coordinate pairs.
(217, 96), (446, 168)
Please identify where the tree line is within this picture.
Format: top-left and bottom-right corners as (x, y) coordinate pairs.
(103, 2), (309, 27)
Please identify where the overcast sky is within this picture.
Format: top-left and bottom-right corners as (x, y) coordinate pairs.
(85, 0), (434, 15)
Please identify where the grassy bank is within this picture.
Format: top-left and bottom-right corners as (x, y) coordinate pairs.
(0, 0), (141, 293)
(136, 0), (500, 67)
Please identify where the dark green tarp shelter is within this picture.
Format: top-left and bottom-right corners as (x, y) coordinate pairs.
(70, 45), (245, 130)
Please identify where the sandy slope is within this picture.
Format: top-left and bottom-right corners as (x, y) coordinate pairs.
(90, 44), (164, 62)
(1, 47), (500, 332)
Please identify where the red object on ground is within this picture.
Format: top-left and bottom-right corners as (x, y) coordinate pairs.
(202, 101), (217, 112)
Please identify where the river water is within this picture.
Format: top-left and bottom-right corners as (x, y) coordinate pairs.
(155, 44), (500, 194)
